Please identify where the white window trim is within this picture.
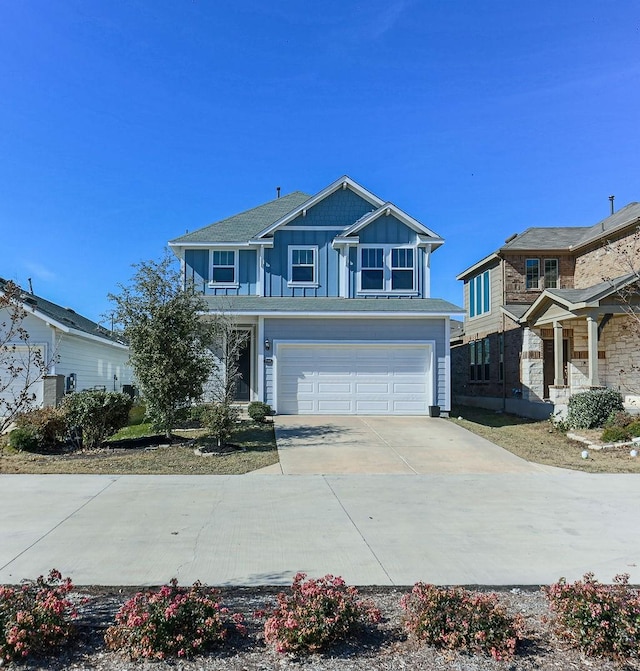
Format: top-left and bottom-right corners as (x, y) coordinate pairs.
(209, 249), (239, 288)
(468, 269), (491, 319)
(287, 245), (319, 288)
(543, 258), (559, 289)
(356, 244), (418, 295)
(525, 258), (541, 291)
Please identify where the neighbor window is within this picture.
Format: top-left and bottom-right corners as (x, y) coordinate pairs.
(211, 250), (237, 285)
(526, 258), (540, 290)
(359, 246), (416, 293)
(470, 337), (491, 381)
(469, 270), (490, 318)
(288, 246), (318, 285)
(544, 258), (559, 289)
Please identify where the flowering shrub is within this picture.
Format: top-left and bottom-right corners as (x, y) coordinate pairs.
(262, 573), (381, 654)
(400, 583), (524, 661)
(104, 579), (245, 660)
(0, 569), (76, 663)
(546, 573), (640, 659)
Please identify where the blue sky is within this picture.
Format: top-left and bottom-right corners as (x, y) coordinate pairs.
(1, 0), (639, 322)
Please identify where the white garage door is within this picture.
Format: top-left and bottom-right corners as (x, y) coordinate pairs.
(276, 343), (432, 415)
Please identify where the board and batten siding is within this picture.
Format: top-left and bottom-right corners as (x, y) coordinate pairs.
(263, 317), (449, 411)
(184, 249), (257, 296)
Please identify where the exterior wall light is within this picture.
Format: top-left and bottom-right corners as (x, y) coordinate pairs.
(264, 338), (271, 351)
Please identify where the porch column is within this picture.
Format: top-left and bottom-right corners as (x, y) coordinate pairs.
(586, 314), (600, 387)
(553, 321), (564, 386)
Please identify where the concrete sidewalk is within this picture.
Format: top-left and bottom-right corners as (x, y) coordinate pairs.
(274, 415), (551, 474)
(1, 471), (640, 587)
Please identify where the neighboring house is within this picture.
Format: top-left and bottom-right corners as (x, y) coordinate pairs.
(169, 175), (462, 416)
(0, 278), (133, 413)
(453, 203), (640, 419)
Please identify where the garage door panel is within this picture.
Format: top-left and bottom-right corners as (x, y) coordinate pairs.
(277, 343), (432, 415)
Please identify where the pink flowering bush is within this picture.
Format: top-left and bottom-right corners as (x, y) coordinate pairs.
(546, 573), (640, 659)
(400, 583), (524, 661)
(0, 569), (76, 663)
(104, 579), (245, 660)
(262, 572), (381, 654)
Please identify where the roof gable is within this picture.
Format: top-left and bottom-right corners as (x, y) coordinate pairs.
(338, 203), (444, 248)
(254, 176), (385, 239)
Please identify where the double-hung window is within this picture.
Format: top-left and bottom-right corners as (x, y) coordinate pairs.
(526, 258), (558, 289)
(544, 259), (559, 289)
(469, 337), (491, 381)
(211, 250), (237, 286)
(359, 246), (416, 293)
(526, 259), (540, 290)
(288, 246), (318, 286)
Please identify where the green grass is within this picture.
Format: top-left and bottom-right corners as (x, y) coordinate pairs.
(449, 405), (640, 473)
(108, 422), (155, 440)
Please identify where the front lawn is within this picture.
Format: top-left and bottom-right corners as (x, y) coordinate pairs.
(449, 405), (640, 473)
(0, 421), (278, 475)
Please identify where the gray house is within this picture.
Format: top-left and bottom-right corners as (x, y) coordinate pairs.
(169, 176), (462, 416)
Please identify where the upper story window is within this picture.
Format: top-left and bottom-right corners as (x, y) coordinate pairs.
(526, 258), (558, 290)
(358, 245), (416, 294)
(469, 270), (490, 318)
(211, 250), (237, 286)
(288, 246), (318, 286)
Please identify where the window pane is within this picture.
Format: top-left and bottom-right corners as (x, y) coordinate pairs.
(483, 270), (490, 312)
(392, 248), (413, 268)
(544, 259), (558, 288)
(469, 279), (476, 317)
(291, 266), (314, 283)
(526, 259), (540, 289)
(362, 269), (383, 290)
(392, 269), (413, 290)
(212, 267), (234, 283)
(362, 248), (383, 268)
(475, 276), (482, 315)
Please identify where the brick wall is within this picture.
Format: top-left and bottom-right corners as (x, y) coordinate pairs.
(574, 229), (640, 288)
(503, 254), (575, 303)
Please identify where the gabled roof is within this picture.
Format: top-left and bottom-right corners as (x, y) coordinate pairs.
(0, 278), (125, 346)
(571, 202), (640, 250)
(456, 252), (500, 280)
(521, 272), (639, 322)
(254, 175), (385, 239)
(169, 191), (310, 245)
(339, 202), (444, 248)
(500, 227), (589, 251)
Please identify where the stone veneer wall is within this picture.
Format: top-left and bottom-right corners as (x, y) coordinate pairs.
(521, 328), (544, 401)
(600, 315), (640, 393)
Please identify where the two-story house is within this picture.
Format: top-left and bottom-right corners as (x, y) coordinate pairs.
(168, 176), (462, 416)
(453, 202), (640, 419)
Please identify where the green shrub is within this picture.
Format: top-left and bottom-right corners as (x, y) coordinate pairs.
(104, 579), (245, 660)
(8, 427), (39, 452)
(546, 573), (640, 659)
(627, 420), (640, 438)
(605, 411), (634, 428)
(601, 426), (631, 443)
(0, 569), (76, 663)
(62, 390), (133, 449)
(203, 402), (239, 447)
(262, 573), (381, 654)
(400, 583), (524, 661)
(247, 401), (272, 423)
(567, 389), (624, 429)
(15, 407), (67, 450)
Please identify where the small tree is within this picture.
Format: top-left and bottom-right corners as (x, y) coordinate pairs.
(108, 253), (216, 438)
(62, 390), (132, 448)
(0, 280), (53, 434)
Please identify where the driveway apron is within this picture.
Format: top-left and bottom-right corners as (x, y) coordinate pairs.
(273, 415), (549, 474)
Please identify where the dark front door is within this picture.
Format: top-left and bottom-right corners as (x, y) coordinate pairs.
(234, 336), (251, 401)
(543, 338), (569, 398)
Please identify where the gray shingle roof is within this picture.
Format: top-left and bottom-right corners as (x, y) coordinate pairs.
(170, 191), (311, 244)
(0, 278), (123, 344)
(546, 272), (639, 305)
(573, 202), (640, 249)
(500, 227), (589, 251)
(201, 295), (463, 314)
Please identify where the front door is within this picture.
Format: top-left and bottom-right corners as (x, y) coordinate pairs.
(234, 335), (251, 401)
(543, 338), (569, 398)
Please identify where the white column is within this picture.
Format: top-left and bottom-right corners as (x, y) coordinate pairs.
(553, 321), (564, 386)
(257, 316), (265, 402)
(587, 314), (600, 387)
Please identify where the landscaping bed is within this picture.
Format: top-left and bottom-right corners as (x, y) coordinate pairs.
(8, 585), (640, 671)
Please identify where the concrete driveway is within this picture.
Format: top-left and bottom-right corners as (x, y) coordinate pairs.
(273, 415), (550, 474)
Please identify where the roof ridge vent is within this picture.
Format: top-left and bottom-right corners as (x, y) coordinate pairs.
(504, 233), (518, 243)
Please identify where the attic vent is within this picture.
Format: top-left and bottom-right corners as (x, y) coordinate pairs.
(24, 296), (37, 306)
(504, 233), (518, 243)
(62, 317), (75, 325)
(64, 307), (76, 313)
